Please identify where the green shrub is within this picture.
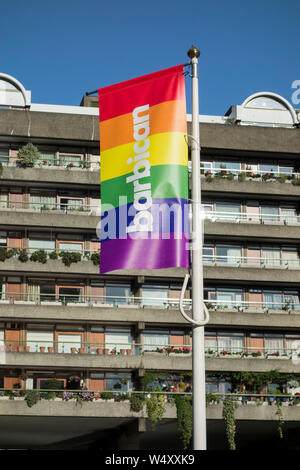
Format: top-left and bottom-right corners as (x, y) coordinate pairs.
(0, 162), (3, 177)
(59, 251), (82, 266)
(25, 390), (39, 408)
(100, 391), (114, 400)
(49, 251), (58, 260)
(30, 249), (48, 264)
(18, 250), (29, 263)
(129, 394), (145, 412)
(17, 143), (41, 168)
(91, 252), (100, 266)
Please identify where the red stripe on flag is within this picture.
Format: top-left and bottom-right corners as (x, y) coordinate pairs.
(98, 65), (185, 121)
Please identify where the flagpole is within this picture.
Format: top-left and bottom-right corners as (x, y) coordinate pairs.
(187, 45), (207, 450)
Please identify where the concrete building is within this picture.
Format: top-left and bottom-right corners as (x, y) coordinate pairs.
(0, 72), (300, 449)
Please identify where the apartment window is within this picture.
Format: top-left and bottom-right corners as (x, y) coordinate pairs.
(216, 244), (242, 264)
(106, 284), (131, 305)
(264, 334), (284, 355)
(0, 232), (6, 247)
(39, 152), (56, 166)
(261, 247), (281, 266)
(28, 236), (55, 253)
(263, 291), (283, 310)
(58, 334), (82, 353)
(217, 334), (244, 353)
(60, 198), (83, 213)
(258, 164), (278, 174)
(261, 205), (279, 222)
(143, 330), (169, 351)
(214, 161), (240, 172)
(26, 330), (54, 352)
(105, 329), (132, 353)
(281, 247), (299, 267)
(59, 288), (82, 303)
(214, 288), (243, 308)
(0, 149), (9, 165)
(58, 242), (83, 253)
(203, 245), (214, 262)
(105, 373), (132, 392)
(215, 202), (241, 220)
(280, 207), (298, 224)
(0, 192), (8, 208)
(30, 192), (56, 211)
(142, 285), (169, 307)
(27, 283), (55, 302)
(59, 154), (81, 167)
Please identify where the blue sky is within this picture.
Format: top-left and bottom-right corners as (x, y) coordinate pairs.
(1, 0), (299, 115)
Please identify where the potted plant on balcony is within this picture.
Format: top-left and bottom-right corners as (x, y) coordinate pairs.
(17, 143), (41, 168)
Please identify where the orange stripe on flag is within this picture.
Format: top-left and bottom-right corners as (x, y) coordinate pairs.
(100, 99), (186, 151)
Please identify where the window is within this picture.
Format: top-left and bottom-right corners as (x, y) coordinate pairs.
(30, 193), (56, 211)
(106, 284), (131, 305)
(39, 152), (56, 166)
(261, 206), (279, 222)
(142, 285), (169, 307)
(26, 331), (53, 352)
(265, 335), (284, 355)
(216, 244), (242, 264)
(261, 247), (281, 266)
(280, 207), (298, 224)
(59, 154), (81, 167)
(215, 202), (241, 220)
(105, 373), (132, 392)
(0, 149), (9, 165)
(58, 334), (82, 353)
(28, 238), (55, 253)
(105, 329), (132, 353)
(263, 291), (283, 310)
(58, 243), (83, 253)
(59, 288), (82, 303)
(143, 330), (169, 351)
(214, 161), (240, 171)
(203, 246), (214, 263)
(215, 288), (243, 309)
(60, 198), (83, 213)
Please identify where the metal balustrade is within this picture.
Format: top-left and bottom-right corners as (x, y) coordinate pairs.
(1, 338), (299, 360)
(1, 292), (300, 312)
(199, 164), (299, 180)
(203, 254), (300, 268)
(1, 157), (100, 171)
(203, 210), (300, 224)
(0, 200), (99, 214)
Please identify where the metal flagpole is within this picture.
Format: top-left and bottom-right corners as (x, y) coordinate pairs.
(188, 45), (207, 450)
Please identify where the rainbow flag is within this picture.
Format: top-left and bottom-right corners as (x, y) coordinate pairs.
(98, 65), (189, 273)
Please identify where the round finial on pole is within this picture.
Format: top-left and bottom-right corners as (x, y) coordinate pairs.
(187, 45), (200, 59)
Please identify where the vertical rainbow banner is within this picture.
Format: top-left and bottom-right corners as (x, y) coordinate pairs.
(98, 65), (189, 273)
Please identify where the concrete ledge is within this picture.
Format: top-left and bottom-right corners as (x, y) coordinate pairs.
(0, 210), (98, 230)
(205, 357), (300, 373)
(201, 177), (300, 197)
(204, 265), (300, 283)
(0, 399), (299, 422)
(1, 166), (99, 187)
(3, 351), (192, 371)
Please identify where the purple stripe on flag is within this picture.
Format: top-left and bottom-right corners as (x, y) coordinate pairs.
(100, 236), (189, 273)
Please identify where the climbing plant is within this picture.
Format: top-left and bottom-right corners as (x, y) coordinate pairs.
(275, 401), (284, 439)
(146, 393), (166, 430)
(175, 395), (193, 450)
(129, 394), (145, 412)
(223, 399), (236, 450)
(24, 390), (39, 408)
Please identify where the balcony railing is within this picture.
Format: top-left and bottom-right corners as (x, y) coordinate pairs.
(0, 200), (99, 215)
(203, 254), (300, 268)
(1, 339), (299, 360)
(204, 210), (299, 225)
(1, 157), (100, 171)
(199, 165), (300, 182)
(1, 292), (300, 312)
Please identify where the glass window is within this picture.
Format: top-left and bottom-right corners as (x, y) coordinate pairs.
(142, 285), (169, 307)
(143, 331), (169, 351)
(39, 152), (56, 166)
(280, 208), (298, 224)
(29, 239), (55, 253)
(216, 245), (242, 264)
(215, 203), (241, 221)
(261, 206), (279, 222)
(258, 164), (278, 174)
(214, 162), (240, 171)
(216, 289), (243, 308)
(59, 288), (82, 303)
(0, 149), (9, 164)
(58, 334), (81, 353)
(105, 330), (132, 353)
(263, 292), (283, 310)
(58, 243), (83, 253)
(59, 155), (81, 167)
(30, 194), (56, 211)
(265, 335), (284, 355)
(60, 198), (83, 213)
(261, 247), (281, 266)
(106, 284), (131, 305)
(27, 331), (53, 352)
(203, 246), (214, 263)
(105, 373), (132, 392)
